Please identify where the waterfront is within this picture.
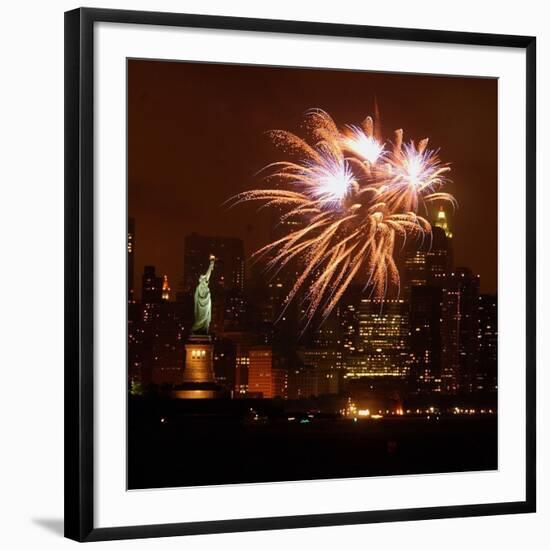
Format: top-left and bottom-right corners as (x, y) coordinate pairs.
(128, 397), (497, 489)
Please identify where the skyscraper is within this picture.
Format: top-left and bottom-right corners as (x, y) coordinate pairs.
(345, 299), (409, 378)
(338, 284), (361, 357)
(476, 294), (498, 392)
(141, 265), (163, 304)
(149, 302), (186, 385)
(434, 205), (453, 238)
(404, 249), (427, 289)
(403, 224), (452, 297)
(271, 367), (288, 399)
(222, 289), (248, 333)
(298, 347), (342, 395)
(183, 233), (245, 293)
(405, 207), (454, 392)
(127, 301), (143, 391)
(303, 307), (341, 349)
(248, 346), (273, 398)
(408, 285), (443, 392)
(439, 268), (480, 393)
(234, 343), (250, 396)
(129, 266), (188, 388)
(212, 337), (237, 391)
(161, 275), (171, 302)
(287, 366), (318, 399)
(128, 217), (135, 303)
(426, 226), (453, 283)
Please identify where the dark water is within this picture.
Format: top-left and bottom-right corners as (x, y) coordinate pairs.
(128, 398), (497, 490)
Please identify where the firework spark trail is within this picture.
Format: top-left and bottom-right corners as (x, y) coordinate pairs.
(228, 109), (456, 328)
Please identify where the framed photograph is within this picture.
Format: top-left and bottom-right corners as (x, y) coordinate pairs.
(65, 7), (536, 542)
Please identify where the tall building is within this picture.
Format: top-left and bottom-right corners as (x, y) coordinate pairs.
(128, 301), (143, 391)
(149, 302), (187, 385)
(439, 268), (480, 393)
(345, 299), (409, 378)
(248, 346), (273, 398)
(439, 283), (460, 393)
(338, 284), (361, 356)
(244, 262), (302, 350)
(434, 205), (453, 238)
(128, 301), (187, 388)
(262, 215), (310, 347)
(404, 249), (427, 289)
(142, 265), (163, 304)
(234, 345), (250, 396)
(222, 289), (248, 333)
(243, 267), (274, 346)
(267, 276), (300, 348)
(302, 308), (341, 349)
(247, 261), (300, 349)
(127, 266), (188, 387)
(212, 338), (237, 391)
(403, 225), (452, 297)
(403, 223), (452, 389)
(183, 233), (245, 293)
(426, 226), (453, 283)
(128, 218), (135, 303)
(476, 294), (498, 392)
(227, 331), (257, 396)
(271, 368), (288, 399)
(287, 366), (318, 399)
(408, 285), (443, 392)
(161, 275), (171, 302)
(297, 347), (342, 395)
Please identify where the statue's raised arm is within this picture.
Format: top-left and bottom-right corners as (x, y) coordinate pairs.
(204, 254), (215, 283)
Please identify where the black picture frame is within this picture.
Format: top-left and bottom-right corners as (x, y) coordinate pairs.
(65, 7), (536, 542)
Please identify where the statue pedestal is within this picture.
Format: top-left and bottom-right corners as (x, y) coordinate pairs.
(182, 335), (215, 384)
(172, 335), (223, 399)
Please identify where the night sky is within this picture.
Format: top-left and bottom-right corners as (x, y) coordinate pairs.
(128, 59), (497, 296)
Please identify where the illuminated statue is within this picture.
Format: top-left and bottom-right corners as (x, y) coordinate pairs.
(192, 255), (216, 334)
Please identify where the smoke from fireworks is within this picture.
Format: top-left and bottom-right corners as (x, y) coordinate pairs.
(228, 108), (455, 329)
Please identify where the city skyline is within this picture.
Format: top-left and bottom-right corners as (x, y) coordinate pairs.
(128, 211), (497, 398)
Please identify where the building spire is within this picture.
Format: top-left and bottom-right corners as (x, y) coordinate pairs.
(162, 275), (171, 301)
(434, 205), (452, 238)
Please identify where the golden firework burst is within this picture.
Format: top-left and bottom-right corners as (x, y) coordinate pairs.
(228, 109), (456, 329)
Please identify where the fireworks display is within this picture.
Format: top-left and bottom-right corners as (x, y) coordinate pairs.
(229, 109), (456, 328)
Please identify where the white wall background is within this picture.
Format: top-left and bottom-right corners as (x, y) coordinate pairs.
(0, 1), (546, 548)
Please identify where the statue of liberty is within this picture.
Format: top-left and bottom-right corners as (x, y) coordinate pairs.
(191, 255), (216, 334)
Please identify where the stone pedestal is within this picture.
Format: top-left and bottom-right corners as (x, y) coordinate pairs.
(182, 335), (216, 384)
(172, 335), (222, 399)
